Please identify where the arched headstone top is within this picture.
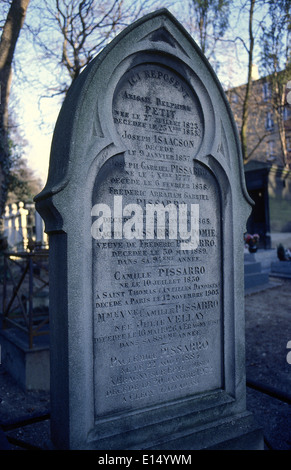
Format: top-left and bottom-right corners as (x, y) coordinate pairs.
(35, 8), (251, 233)
(35, 9), (263, 450)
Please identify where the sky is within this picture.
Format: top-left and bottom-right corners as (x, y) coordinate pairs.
(8, 0), (267, 187)
(17, 86), (60, 184)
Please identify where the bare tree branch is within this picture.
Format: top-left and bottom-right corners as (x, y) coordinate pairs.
(0, 0), (30, 211)
(28, 0), (164, 92)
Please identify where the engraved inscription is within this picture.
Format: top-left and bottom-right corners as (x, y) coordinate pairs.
(92, 64), (222, 418)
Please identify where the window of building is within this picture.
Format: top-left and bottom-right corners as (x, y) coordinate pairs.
(283, 106), (291, 121)
(263, 82), (272, 101)
(232, 93), (238, 103)
(269, 140), (274, 154)
(265, 111), (274, 130)
(267, 140), (276, 161)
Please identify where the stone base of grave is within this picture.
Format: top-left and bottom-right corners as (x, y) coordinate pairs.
(244, 253), (269, 290)
(270, 261), (291, 279)
(0, 428), (11, 450)
(83, 410), (263, 451)
(0, 327), (50, 391)
(154, 412), (264, 450)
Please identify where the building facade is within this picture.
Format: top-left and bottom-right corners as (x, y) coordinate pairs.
(227, 73), (291, 168)
(226, 73), (291, 249)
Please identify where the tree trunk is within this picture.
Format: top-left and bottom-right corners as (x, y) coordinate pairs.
(274, 79), (288, 168)
(240, 0), (255, 162)
(0, 0), (30, 214)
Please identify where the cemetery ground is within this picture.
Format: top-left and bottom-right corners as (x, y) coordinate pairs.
(0, 273), (291, 450)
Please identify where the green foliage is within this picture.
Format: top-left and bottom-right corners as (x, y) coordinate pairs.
(7, 167), (41, 203)
(6, 149), (43, 203)
(5, 115), (42, 204)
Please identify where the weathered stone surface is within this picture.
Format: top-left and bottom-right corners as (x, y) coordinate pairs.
(35, 9), (263, 450)
(271, 261), (291, 278)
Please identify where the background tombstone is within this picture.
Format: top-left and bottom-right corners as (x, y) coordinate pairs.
(35, 9), (263, 450)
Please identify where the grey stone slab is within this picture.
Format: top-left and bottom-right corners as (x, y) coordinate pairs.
(244, 252), (256, 263)
(244, 261), (263, 275)
(244, 272), (269, 290)
(271, 261), (291, 276)
(35, 9), (263, 450)
(0, 329), (50, 391)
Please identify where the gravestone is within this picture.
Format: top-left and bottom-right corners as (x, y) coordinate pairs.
(244, 253), (269, 291)
(35, 9), (264, 450)
(271, 260), (291, 279)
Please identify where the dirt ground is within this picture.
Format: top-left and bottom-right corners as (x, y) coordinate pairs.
(245, 277), (291, 450)
(0, 278), (290, 450)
